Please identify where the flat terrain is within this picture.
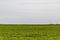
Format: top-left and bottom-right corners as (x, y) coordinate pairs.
(0, 25), (60, 40)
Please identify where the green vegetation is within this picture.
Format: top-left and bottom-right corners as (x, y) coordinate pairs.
(0, 25), (60, 40)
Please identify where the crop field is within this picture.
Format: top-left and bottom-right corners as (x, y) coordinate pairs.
(0, 25), (60, 40)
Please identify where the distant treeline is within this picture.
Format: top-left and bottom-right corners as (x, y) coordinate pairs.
(0, 24), (60, 26)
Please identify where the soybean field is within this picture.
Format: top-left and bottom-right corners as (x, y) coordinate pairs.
(0, 25), (60, 40)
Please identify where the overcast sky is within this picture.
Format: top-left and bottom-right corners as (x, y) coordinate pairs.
(0, 0), (60, 24)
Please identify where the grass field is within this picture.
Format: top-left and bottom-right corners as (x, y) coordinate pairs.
(0, 25), (60, 40)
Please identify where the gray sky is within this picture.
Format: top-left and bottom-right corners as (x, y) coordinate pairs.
(0, 0), (60, 24)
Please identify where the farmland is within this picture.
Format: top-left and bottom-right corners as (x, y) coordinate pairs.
(0, 25), (60, 40)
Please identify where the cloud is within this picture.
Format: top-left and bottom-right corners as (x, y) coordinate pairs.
(0, 0), (59, 24)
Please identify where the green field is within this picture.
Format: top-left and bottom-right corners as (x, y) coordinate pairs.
(0, 25), (60, 40)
